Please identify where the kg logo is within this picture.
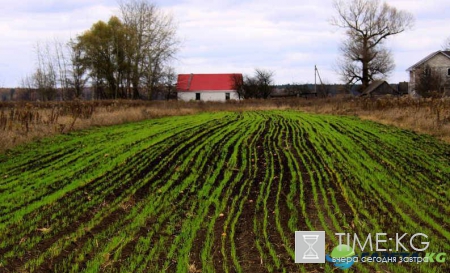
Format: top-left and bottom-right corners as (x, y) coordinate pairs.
(325, 244), (357, 269)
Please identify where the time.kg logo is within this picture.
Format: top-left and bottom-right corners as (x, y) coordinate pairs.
(295, 231), (325, 263)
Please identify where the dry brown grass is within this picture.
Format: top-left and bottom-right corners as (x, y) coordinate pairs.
(296, 96), (450, 143)
(1, 97), (449, 153)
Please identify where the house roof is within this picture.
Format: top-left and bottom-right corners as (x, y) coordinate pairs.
(176, 73), (242, 92)
(361, 80), (397, 96)
(406, 50), (450, 71)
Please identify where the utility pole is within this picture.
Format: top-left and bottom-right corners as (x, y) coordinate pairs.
(314, 65), (317, 94)
(314, 65), (324, 96)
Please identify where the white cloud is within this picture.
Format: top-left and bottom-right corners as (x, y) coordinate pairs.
(0, 1), (117, 86)
(171, 0), (340, 84)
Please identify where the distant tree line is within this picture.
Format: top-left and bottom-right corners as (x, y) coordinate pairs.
(20, 0), (179, 101)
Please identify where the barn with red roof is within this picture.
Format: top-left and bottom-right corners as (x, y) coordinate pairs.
(177, 73), (242, 101)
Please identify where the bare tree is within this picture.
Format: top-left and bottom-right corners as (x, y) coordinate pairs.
(119, 0), (179, 99)
(243, 75), (260, 99)
(230, 74), (244, 99)
(231, 69), (274, 99)
(159, 66), (177, 100)
(53, 38), (71, 100)
(23, 40), (74, 101)
(331, 0), (414, 89)
(255, 69), (274, 99)
(19, 75), (35, 100)
(33, 42), (57, 100)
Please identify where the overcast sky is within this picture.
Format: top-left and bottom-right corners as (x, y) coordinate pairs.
(0, 0), (449, 87)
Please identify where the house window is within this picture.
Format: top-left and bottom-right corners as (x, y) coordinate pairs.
(225, 93), (230, 100)
(195, 93), (200, 101)
(448, 68), (450, 76)
(424, 67), (431, 76)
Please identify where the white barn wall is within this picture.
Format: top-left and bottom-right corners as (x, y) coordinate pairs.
(178, 90), (240, 101)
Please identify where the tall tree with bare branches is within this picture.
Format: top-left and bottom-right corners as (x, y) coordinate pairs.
(331, 0), (414, 90)
(33, 42), (58, 100)
(119, 0), (179, 99)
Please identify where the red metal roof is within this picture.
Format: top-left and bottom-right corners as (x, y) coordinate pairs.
(177, 73), (242, 92)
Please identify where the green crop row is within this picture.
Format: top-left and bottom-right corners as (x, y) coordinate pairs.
(0, 110), (448, 273)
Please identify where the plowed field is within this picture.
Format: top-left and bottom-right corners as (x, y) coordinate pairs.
(0, 111), (449, 272)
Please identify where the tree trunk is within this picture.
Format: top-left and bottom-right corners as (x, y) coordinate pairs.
(362, 60), (369, 90)
(362, 38), (370, 90)
(132, 80), (140, 99)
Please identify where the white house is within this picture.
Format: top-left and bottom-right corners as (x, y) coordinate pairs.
(406, 50), (450, 96)
(176, 73), (242, 101)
